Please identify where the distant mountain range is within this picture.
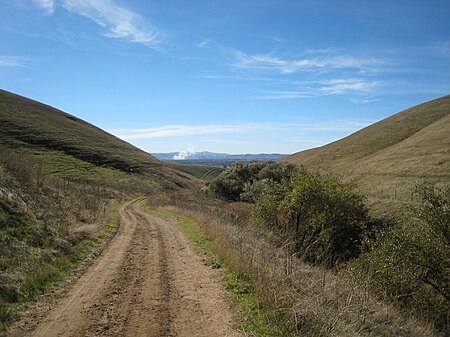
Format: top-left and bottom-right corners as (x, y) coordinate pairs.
(152, 151), (288, 161)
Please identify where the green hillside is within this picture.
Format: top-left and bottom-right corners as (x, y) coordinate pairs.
(284, 95), (450, 208)
(169, 162), (224, 182)
(0, 90), (198, 329)
(0, 89), (197, 189)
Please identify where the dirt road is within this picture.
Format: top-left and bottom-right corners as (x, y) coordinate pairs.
(23, 199), (241, 337)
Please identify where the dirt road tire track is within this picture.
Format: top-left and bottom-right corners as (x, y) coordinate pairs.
(19, 199), (241, 337)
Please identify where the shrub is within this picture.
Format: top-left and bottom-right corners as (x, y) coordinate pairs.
(145, 190), (434, 336)
(209, 162), (260, 201)
(210, 161), (295, 201)
(252, 168), (370, 267)
(250, 179), (287, 230)
(355, 184), (449, 330)
(257, 160), (295, 182)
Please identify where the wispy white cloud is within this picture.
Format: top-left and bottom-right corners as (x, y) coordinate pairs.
(253, 78), (379, 99)
(254, 91), (311, 100)
(429, 41), (450, 58)
(200, 138), (244, 145)
(319, 79), (377, 94)
(32, 0), (163, 47)
(283, 121), (372, 132)
(110, 121), (372, 140)
(202, 74), (291, 83)
(197, 39), (210, 48)
(350, 97), (380, 104)
(33, 0), (55, 14)
(110, 124), (254, 140)
(233, 50), (382, 74)
(303, 47), (337, 55)
(266, 36), (286, 43)
(0, 56), (29, 67)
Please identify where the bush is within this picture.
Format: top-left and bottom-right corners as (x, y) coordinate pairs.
(213, 162), (370, 267)
(355, 184), (449, 330)
(252, 168), (370, 267)
(250, 179), (287, 230)
(209, 162), (261, 201)
(210, 161), (295, 201)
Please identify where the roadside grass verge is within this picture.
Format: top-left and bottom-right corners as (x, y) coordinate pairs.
(0, 200), (123, 333)
(139, 203), (281, 337)
(143, 192), (439, 337)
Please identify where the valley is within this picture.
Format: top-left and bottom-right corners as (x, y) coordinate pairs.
(0, 90), (448, 337)
(2, 1), (449, 336)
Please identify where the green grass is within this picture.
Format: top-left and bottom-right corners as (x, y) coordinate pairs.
(0, 199), (123, 332)
(22, 148), (164, 193)
(0, 89), (196, 189)
(169, 162), (224, 182)
(0, 89), (196, 333)
(0, 90), (160, 171)
(139, 204), (280, 337)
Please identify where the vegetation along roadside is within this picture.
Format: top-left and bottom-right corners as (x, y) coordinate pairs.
(208, 161), (448, 335)
(143, 167), (445, 337)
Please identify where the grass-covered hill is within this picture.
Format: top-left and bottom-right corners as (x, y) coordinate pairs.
(0, 89), (198, 330)
(169, 162), (224, 182)
(0, 89), (197, 189)
(284, 95), (450, 208)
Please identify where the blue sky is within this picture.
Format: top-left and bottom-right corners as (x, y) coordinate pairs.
(1, 0), (449, 154)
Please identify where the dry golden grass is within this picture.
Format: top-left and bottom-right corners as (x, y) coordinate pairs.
(350, 114), (450, 208)
(284, 95), (450, 213)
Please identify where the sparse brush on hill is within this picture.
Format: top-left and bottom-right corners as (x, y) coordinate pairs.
(351, 184), (449, 332)
(0, 149), (121, 330)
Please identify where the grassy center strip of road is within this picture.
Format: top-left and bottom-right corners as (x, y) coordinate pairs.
(139, 203), (280, 337)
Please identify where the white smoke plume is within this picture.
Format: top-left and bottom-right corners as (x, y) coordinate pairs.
(173, 151), (190, 160)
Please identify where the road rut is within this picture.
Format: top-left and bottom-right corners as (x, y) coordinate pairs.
(23, 199), (241, 337)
